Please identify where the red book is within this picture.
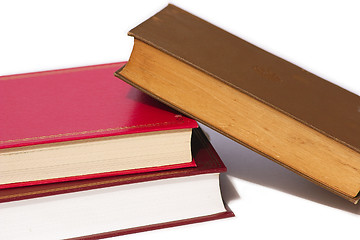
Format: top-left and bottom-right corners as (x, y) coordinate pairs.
(0, 128), (234, 239)
(0, 62), (198, 189)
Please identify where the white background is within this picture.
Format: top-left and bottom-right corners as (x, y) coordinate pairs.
(1, 0), (359, 239)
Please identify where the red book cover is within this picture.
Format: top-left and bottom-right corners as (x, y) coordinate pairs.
(0, 62), (198, 188)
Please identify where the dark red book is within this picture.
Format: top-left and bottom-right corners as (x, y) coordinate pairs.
(0, 62), (198, 189)
(0, 128), (234, 239)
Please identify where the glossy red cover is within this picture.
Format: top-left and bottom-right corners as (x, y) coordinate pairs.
(0, 62), (198, 149)
(0, 62), (198, 188)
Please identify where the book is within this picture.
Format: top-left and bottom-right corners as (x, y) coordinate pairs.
(0, 62), (198, 189)
(0, 128), (234, 239)
(115, 4), (360, 203)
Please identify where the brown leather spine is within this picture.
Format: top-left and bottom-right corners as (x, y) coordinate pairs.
(127, 4), (360, 154)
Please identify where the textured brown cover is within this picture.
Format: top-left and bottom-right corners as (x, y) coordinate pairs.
(120, 4), (360, 154)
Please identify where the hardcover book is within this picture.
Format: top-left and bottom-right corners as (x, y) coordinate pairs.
(0, 128), (234, 239)
(0, 62), (198, 189)
(115, 5), (360, 203)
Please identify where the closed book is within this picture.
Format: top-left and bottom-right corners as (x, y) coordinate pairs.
(0, 62), (198, 189)
(115, 5), (360, 203)
(0, 128), (234, 239)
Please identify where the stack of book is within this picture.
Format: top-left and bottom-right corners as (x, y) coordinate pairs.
(2, 3), (360, 239)
(0, 62), (233, 239)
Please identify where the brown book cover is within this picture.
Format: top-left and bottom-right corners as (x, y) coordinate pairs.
(0, 128), (234, 239)
(115, 4), (360, 203)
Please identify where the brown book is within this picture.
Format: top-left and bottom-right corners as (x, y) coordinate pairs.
(115, 4), (360, 203)
(0, 128), (233, 239)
